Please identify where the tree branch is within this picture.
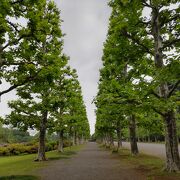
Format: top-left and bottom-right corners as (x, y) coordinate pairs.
(163, 38), (180, 49)
(168, 80), (180, 98)
(6, 20), (20, 32)
(2, 35), (26, 51)
(152, 107), (165, 116)
(161, 14), (180, 27)
(142, 0), (153, 8)
(121, 29), (153, 55)
(11, 0), (24, 5)
(0, 69), (41, 97)
(0, 84), (19, 97)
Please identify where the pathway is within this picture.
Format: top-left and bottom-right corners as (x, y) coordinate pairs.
(39, 142), (145, 180)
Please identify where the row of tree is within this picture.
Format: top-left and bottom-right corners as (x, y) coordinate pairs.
(0, 0), (90, 161)
(123, 119), (180, 143)
(95, 0), (179, 172)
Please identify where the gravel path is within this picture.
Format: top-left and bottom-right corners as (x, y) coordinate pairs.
(39, 142), (145, 180)
(122, 142), (180, 159)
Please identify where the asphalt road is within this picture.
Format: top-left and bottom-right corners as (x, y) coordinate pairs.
(121, 142), (180, 159)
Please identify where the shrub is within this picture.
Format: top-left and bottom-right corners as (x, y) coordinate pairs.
(0, 147), (10, 156)
(45, 141), (58, 152)
(0, 141), (58, 156)
(63, 140), (72, 147)
(0, 143), (37, 156)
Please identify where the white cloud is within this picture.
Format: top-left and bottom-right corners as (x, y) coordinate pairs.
(56, 0), (111, 134)
(0, 0), (111, 135)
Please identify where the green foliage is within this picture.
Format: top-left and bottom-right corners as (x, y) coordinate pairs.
(48, 69), (90, 141)
(95, 0), (179, 147)
(0, 143), (38, 156)
(0, 141), (60, 156)
(0, 0), (46, 96)
(2, 0), (89, 160)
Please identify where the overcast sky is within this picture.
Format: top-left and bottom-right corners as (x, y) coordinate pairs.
(0, 0), (111, 135)
(56, 0), (111, 134)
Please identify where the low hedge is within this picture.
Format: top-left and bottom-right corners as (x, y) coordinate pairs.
(0, 139), (73, 156)
(0, 142), (57, 156)
(63, 140), (73, 148)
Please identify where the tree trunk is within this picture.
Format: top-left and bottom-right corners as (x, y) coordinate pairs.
(129, 115), (139, 155)
(116, 121), (122, 150)
(105, 134), (110, 148)
(76, 133), (79, 145)
(105, 136), (107, 146)
(72, 131), (75, 146)
(110, 135), (114, 147)
(58, 130), (64, 152)
(151, 7), (180, 171)
(138, 137), (140, 142)
(155, 136), (157, 142)
(164, 111), (180, 171)
(103, 136), (107, 146)
(69, 126), (74, 146)
(77, 137), (79, 145)
(36, 111), (48, 161)
(81, 135), (84, 144)
(74, 131), (77, 145)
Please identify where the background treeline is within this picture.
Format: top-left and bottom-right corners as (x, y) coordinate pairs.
(0, 0), (90, 161)
(95, 0), (180, 172)
(0, 123), (32, 143)
(101, 120), (180, 143)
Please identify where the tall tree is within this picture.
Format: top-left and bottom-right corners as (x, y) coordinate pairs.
(105, 0), (180, 171)
(66, 72), (90, 145)
(0, 0), (47, 97)
(5, 0), (68, 161)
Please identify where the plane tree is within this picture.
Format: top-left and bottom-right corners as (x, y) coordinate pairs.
(0, 0), (50, 97)
(100, 0), (180, 171)
(4, 0), (68, 161)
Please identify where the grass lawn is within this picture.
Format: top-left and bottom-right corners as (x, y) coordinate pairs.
(0, 145), (84, 180)
(113, 147), (180, 179)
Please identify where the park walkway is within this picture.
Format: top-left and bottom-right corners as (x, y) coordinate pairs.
(40, 142), (145, 180)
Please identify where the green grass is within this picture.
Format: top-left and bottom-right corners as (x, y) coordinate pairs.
(0, 145), (84, 180)
(0, 175), (39, 180)
(99, 144), (180, 179)
(116, 148), (180, 179)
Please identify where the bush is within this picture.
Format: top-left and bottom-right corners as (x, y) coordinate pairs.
(7, 144), (26, 154)
(0, 139), (75, 156)
(63, 140), (72, 147)
(0, 147), (10, 156)
(0, 141), (56, 156)
(46, 141), (58, 152)
(24, 143), (38, 154)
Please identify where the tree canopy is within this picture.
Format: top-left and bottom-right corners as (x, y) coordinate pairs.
(95, 0), (180, 171)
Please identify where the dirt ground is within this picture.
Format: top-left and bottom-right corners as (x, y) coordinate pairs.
(39, 142), (146, 180)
